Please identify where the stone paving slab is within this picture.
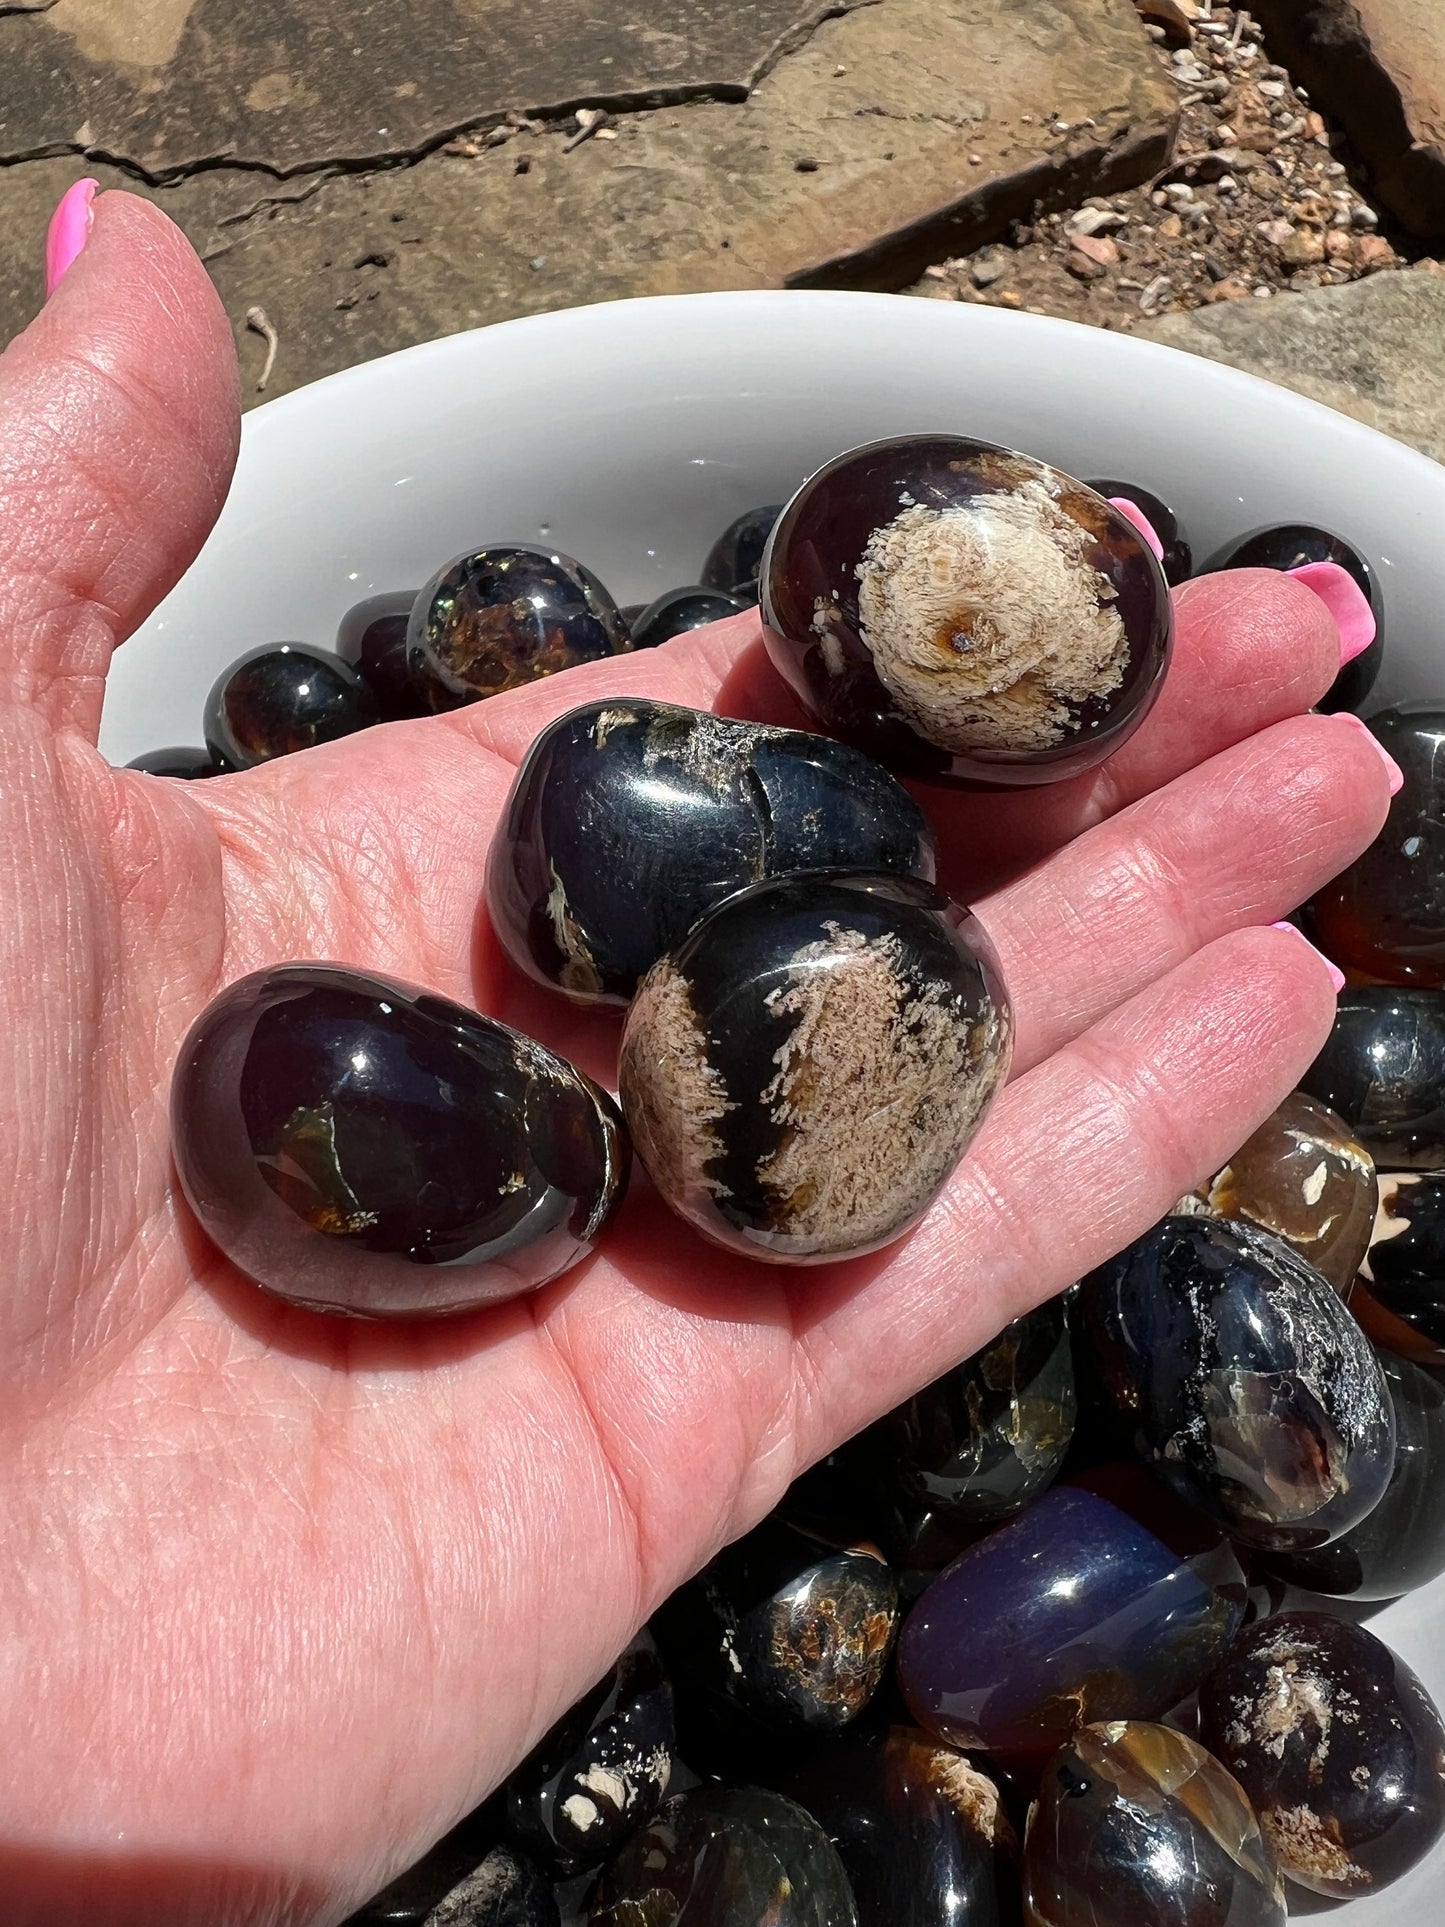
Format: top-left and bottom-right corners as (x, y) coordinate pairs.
(0, 0), (875, 175)
(1252, 1), (1445, 237)
(1139, 268), (1445, 464)
(0, 0), (1178, 403)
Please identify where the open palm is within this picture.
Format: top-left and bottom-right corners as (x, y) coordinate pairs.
(0, 195), (1391, 1927)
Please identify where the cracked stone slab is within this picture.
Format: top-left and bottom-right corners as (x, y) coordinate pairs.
(1140, 269), (1445, 463)
(1252, 1), (1445, 237)
(0, 0), (876, 176)
(0, 0), (1177, 407)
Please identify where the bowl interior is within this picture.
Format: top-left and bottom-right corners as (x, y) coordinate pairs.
(112, 293), (1445, 1920)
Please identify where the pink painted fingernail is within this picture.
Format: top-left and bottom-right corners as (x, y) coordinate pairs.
(1270, 922), (1346, 992)
(1286, 560), (1377, 665)
(45, 179), (98, 300)
(1335, 711), (1404, 794)
(1109, 496), (1166, 564)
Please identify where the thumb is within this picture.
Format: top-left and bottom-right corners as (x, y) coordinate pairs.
(0, 186), (240, 740)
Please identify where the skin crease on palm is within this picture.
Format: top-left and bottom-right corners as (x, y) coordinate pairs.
(0, 189), (1394, 1926)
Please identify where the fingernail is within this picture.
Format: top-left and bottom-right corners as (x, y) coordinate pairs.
(1286, 560), (1376, 665)
(1270, 921), (1346, 993)
(45, 178), (98, 300)
(1108, 495), (1166, 565)
(1336, 712), (1404, 794)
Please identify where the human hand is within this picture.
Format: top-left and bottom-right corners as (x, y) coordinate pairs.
(0, 190), (1392, 1927)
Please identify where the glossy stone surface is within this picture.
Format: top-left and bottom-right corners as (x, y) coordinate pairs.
(1311, 705), (1445, 985)
(1023, 1721), (1285, 1927)
(1082, 477), (1192, 585)
(773, 1725), (1019, 1927)
(505, 1635), (674, 1875)
(1182, 1090), (1378, 1295)
(1261, 1350), (1445, 1599)
(408, 546), (631, 712)
(488, 699), (936, 1006)
(760, 437), (1171, 787)
(629, 586), (749, 648)
(871, 1298), (1077, 1571)
(701, 503), (783, 602)
(589, 1786), (858, 1927)
(1298, 987), (1445, 1169)
(653, 1515), (899, 1736)
(204, 643), (381, 768)
(1077, 1215), (1395, 1551)
(1208, 524), (1382, 714)
(897, 1464), (1247, 1759)
(1199, 1613), (1445, 1896)
(619, 872), (1012, 1262)
(171, 964), (629, 1318)
(1351, 1173), (1445, 1364)
(337, 589), (427, 721)
(343, 1815), (558, 1927)
(125, 745), (222, 778)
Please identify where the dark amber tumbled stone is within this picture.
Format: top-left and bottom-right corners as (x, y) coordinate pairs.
(336, 589), (427, 721)
(126, 746), (224, 779)
(1078, 1215), (1395, 1552)
(204, 643), (381, 768)
(1311, 705), (1445, 986)
(1082, 476), (1192, 585)
(1351, 1172), (1445, 1365)
(773, 1725), (1019, 1927)
(760, 436), (1171, 787)
(618, 872), (1012, 1263)
(870, 1297), (1076, 1571)
(1182, 1090), (1378, 1295)
(628, 586), (748, 647)
(1200, 1613), (1445, 1897)
(504, 1635), (674, 1875)
(487, 698), (935, 1006)
(897, 1464), (1246, 1760)
(590, 1787), (857, 1927)
(407, 545), (631, 712)
(1262, 1349), (1445, 1600)
(701, 503), (784, 603)
(171, 964), (629, 1318)
(1298, 987), (1445, 1170)
(1024, 1721), (1285, 1927)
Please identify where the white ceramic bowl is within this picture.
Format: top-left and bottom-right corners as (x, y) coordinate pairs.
(110, 292), (1445, 1920)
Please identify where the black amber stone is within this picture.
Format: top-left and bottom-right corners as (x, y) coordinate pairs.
(1023, 1721), (1285, 1927)
(505, 1635), (674, 1875)
(628, 586), (749, 648)
(897, 1463), (1247, 1760)
(204, 643), (382, 769)
(772, 1725), (1020, 1927)
(1311, 705), (1445, 986)
(653, 1514), (899, 1738)
(618, 872), (1012, 1262)
(760, 436), (1171, 787)
(407, 545), (631, 712)
(345, 1835), (559, 1927)
(337, 589), (427, 721)
(1298, 987), (1445, 1169)
(487, 699), (936, 1006)
(1208, 524), (1382, 714)
(1077, 1215), (1395, 1552)
(1183, 1089), (1378, 1296)
(589, 1786), (858, 1927)
(701, 503), (784, 602)
(870, 1298), (1076, 1571)
(1352, 1172), (1445, 1365)
(1082, 477), (1192, 585)
(125, 745), (223, 778)
(171, 964), (629, 1318)
(1199, 1612), (1445, 1896)
(1262, 1349), (1445, 1599)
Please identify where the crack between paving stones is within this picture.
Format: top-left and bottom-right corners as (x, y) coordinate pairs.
(0, 0), (878, 189)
